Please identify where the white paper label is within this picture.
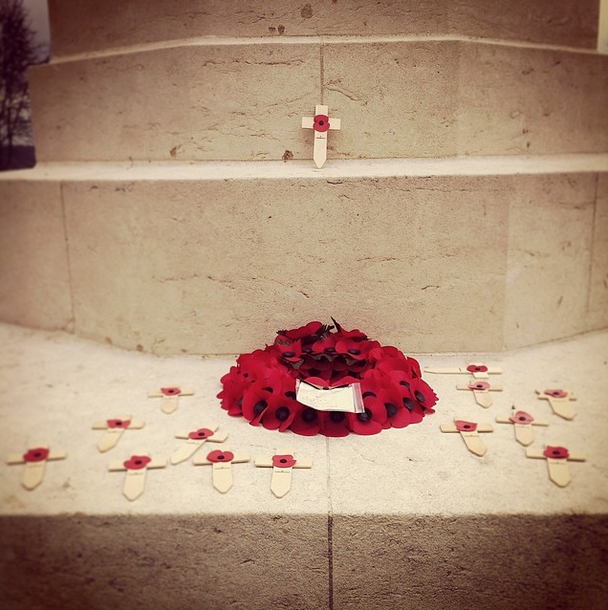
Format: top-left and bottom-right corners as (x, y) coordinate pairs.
(296, 380), (364, 414)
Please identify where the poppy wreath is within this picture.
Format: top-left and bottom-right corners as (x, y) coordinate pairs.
(217, 320), (438, 437)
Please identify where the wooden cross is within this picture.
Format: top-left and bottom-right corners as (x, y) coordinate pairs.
(440, 419), (494, 456)
(6, 444), (67, 490)
(495, 408), (548, 446)
(108, 452), (166, 501)
(255, 448), (312, 498)
(92, 415), (145, 452)
(425, 363), (502, 380)
(536, 388), (577, 420)
(148, 386), (194, 414)
(171, 424), (228, 465)
(301, 104), (341, 168)
(457, 380), (503, 408)
(193, 448), (249, 493)
(526, 445), (586, 487)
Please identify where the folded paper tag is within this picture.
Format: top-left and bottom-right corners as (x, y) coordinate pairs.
(296, 380), (364, 414)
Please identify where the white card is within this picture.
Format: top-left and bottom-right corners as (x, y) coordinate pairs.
(296, 380), (364, 414)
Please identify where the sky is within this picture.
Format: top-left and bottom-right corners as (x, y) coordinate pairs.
(22, 0), (51, 62)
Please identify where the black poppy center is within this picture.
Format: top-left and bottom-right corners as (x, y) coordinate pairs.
(302, 408), (318, 423)
(362, 391), (376, 399)
(384, 402), (398, 417)
(518, 416), (527, 421)
(262, 386), (273, 393)
(330, 412), (345, 423)
(135, 459), (142, 465)
(347, 348), (361, 355)
(276, 406), (290, 421)
(357, 408), (373, 422)
(285, 391), (296, 399)
(34, 452), (42, 458)
(399, 380), (411, 389)
(414, 390), (425, 403)
(403, 397), (415, 410)
(280, 458), (287, 464)
(253, 400), (268, 416)
(218, 455), (225, 460)
(463, 424), (472, 430)
(324, 347), (336, 354)
(283, 351), (295, 358)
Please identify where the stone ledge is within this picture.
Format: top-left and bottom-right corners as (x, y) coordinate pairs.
(0, 324), (607, 609)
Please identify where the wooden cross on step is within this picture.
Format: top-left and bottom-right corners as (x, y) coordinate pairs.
(457, 380), (503, 408)
(536, 388), (577, 420)
(193, 448), (249, 493)
(425, 363), (502, 380)
(495, 408), (548, 446)
(149, 386), (194, 414)
(526, 445), (586, 487)
(92, 415), (145, 452)
(108, 452), (166, 501)
(302, 104), (341, 168)
(6, 444), (67, 490)
(440, 419), (493, 456)
(255, 448), (312, 498)
(171, 424), (228, 465)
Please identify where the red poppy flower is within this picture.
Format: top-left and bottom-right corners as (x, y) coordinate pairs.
(207, 450), (234, 463)
(313, 114), (330, 132)
(188, 428), (214, 440)
(272, 454), (297, 468)
(261, 397), (298, 432)
(161, 387), (181, 396)
(311, 335), (339, 356)
(455, 420), (477, 432)
(290, 406), (321, 436)
(335, 327), (368, 341)
(23, 447), (49, 462)
(370, 386), (412, 429)
(468, 381), (490, 391)
(346, 399), (387, 435)
(543, 446), (569, 459)
(242, 384), (273, 425)
(107, 419), (131, 429)
(283, 321), (324, 340)
(544, 389), (567, 398)
(409, 378), (438, 412)
(274, 336), (303, 363)
(319, 411), (350, 437)
(217, 368), (252, 416)
(123, 455), (151, 470)
(467, 364), (488, 373)
(510, 411), (534, 425)
(335, 338), (371, 361)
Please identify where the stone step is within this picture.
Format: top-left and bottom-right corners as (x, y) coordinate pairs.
(0, 322), (607, 609)
(28, 39), (608, 163)
(1, 156), (606, 355)
(48, 0), (599, 57)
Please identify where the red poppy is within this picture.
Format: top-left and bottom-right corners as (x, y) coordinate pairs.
(261, 397), (298, 432)
(467, 364), (488, 373)
(319, 411), (350, 437)
(543, 446), (569, 459)
(468, 381), (490, 391)
(272, 454), (297, 468)
(313, 114), (330, 132)
(335, 327), (368, 341)
(311, 335), (339, 356)
(369, 386), (412, 429)
(217, 368), (252, 416)
(510, 411), (534, 425)
(282, 321), (324, 340)
(123, 455), (151, 470)
(23, 447), (49, 462)
(545, 389), (567, 398)
(455, 420), (478, 432)
(409, 378), (438, 412)
(346, 399), (387, 435)
(335, 338), (372, 361)
(107, 419), (131, 429)
(274, 336), (303, 363)
(290, 406), (321, 436)
(207, 450), (234, 463)
(161, 387), (181, 396)
(242, 385), (273, 425)
(188, 428), (214, 440)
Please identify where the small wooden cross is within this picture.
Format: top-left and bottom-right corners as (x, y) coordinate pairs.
(171, 424), (228, 465)
(425, 363), (502, 380)
(457, 380), (503, 408)
(193, 448), (250, 493)
(536, 388), (577, 420)
(301, 104), (341, 168)
(6, 444), (67, 490)
(526, 445), (586, 487)
(440, 419), (494, 456)
(148, 386), (194, 414)
(108, 452), (166, 501)
(496, 408), (548, 446)
(255, 448), (312, 498)
(92, 415), (145, 452)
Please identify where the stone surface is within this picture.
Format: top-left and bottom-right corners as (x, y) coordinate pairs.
(0, 323), (607, 609)
(60, 175), (509, 354)
(588, 174), (608, 330)
(30, 41), (608, 162)
(29, 43), (319, 163)
(0, 181), (72, 331)
(48, 0), (598, 57)
(503, 174), (597, 349)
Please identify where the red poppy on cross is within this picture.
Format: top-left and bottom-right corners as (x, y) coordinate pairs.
(301, 104), (341, 168)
